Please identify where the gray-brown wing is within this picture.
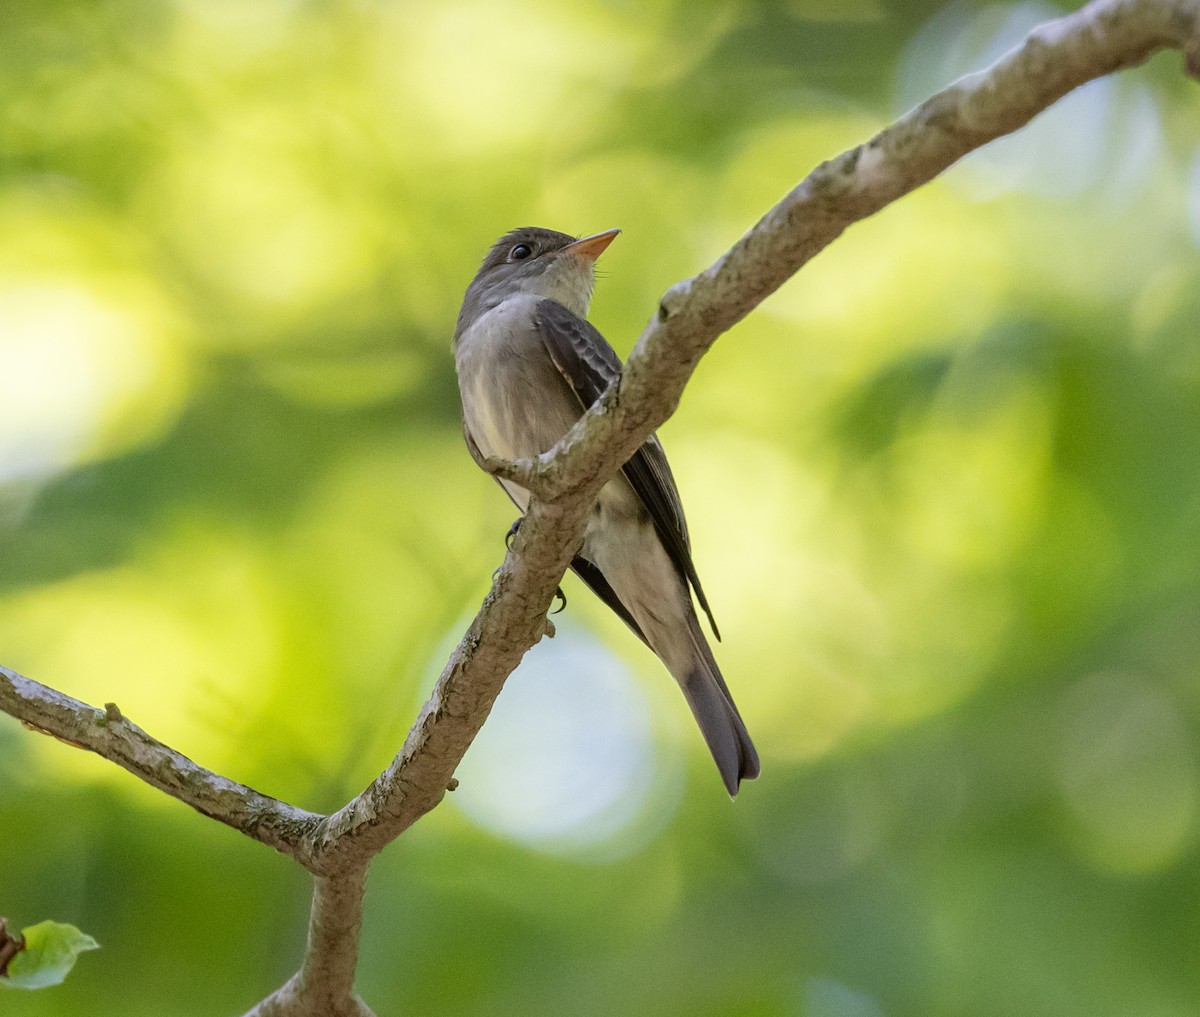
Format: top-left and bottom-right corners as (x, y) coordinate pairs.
(531, 298), (720, 639)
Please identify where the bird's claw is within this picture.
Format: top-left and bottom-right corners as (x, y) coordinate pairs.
(505, 517), (522, 550)
(551, 586), (567, 614)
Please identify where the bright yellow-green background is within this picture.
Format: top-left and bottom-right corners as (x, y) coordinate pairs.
(4, 1), (1200, 1014)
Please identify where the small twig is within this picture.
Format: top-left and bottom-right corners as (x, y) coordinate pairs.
(1186, 38), (1200, 76)
(479, 454), (546, 494)
(462, 416), (553, 498)
(0, 918), (26, 977)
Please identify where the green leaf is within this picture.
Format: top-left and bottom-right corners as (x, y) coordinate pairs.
(1, 921), (99, 990)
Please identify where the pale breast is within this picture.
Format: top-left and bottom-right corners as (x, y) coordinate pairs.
(456, 295), (582, 464)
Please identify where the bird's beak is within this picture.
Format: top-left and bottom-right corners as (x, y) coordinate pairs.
(562, 228), (621, 262)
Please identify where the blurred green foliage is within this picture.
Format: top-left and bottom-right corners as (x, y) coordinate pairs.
(3, 0), (1200, 1015)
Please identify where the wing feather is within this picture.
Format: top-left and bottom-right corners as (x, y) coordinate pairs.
(531, 299), (720, 639)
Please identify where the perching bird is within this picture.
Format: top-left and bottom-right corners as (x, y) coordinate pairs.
(453, 226), (759, 796)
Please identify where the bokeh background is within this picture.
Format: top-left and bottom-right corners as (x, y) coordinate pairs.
(3, 0), (1200, 1014)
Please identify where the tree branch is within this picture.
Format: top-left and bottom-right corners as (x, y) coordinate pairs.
(0, 665), (321, 861)
(537, 0), (1200, 500)
(304, 494), (583, 869)
(295, 0), (1200, 874)
(241, 867), (374, 1017)
(2, 0), (1198, 1010)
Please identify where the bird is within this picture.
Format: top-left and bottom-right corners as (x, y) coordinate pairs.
(453, 226), (759, 796)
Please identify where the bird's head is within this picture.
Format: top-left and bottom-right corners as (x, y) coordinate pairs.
(455, 226), (620, 340)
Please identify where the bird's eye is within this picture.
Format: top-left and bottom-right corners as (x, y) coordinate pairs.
(509, 243), (532, 261)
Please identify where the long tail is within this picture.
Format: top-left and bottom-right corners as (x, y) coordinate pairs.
(678, 612), (760, 797)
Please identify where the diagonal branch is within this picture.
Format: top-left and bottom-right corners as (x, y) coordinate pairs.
(0, 665), (321, 861)
(5, 0), (1196, 876)
(303, 493), (584, 870)
(295, 0), (1200, 872)
(537, 0), (1200, 501)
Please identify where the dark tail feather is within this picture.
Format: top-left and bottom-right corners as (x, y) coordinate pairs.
(680, 616), (760, 797)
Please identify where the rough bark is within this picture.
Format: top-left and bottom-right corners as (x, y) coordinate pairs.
(242, 869), (374, 1017)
